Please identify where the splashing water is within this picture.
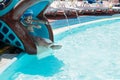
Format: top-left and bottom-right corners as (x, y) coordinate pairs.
(36, 46), (53, 59)
(0, 0), (3, 2)
(13, 21), (120, 80)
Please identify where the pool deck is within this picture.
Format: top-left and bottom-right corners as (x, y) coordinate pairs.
(0, 54), (17, 74)
(46, 1), (120, 20)
(0, 16), (120, 74)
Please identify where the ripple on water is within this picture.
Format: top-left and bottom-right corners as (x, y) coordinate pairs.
(15, 22), (120, 80)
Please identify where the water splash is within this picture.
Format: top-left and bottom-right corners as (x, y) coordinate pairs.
(36, 46), (53, 59)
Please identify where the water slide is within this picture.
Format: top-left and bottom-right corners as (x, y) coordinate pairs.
(0, 0), (53, 54)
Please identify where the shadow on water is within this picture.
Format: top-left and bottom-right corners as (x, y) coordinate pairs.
(19, 55), (64, 76)
(0, 53), (64, 80)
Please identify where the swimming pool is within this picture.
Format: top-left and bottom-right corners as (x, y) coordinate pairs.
(51, 15), (119, 29)
(1, 17), (120, 80)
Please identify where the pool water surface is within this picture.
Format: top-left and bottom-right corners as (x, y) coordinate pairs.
(1, 17), (120, 80)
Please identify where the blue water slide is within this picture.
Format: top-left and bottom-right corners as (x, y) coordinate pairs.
(0, 0), (53, 54)
(24, 0), (53, 40)
(0, 0), (19, 16)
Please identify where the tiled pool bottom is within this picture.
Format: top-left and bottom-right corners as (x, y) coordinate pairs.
(1, 17), (120, 80)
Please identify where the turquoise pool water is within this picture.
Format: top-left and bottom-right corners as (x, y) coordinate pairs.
(51, 15), (117, 29)
(1, 17), (120, 80)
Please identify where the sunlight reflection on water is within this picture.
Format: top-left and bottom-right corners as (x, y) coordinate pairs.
(14, 21), (120, 80)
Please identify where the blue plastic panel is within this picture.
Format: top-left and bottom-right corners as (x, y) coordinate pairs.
(0, 20), (25, 50)
(0, 0), (19, 16)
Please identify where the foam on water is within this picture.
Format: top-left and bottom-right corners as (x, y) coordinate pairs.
(0, 0), (3, 2)
(36, 46), (53, 59)
(13, 21), (120, 80)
